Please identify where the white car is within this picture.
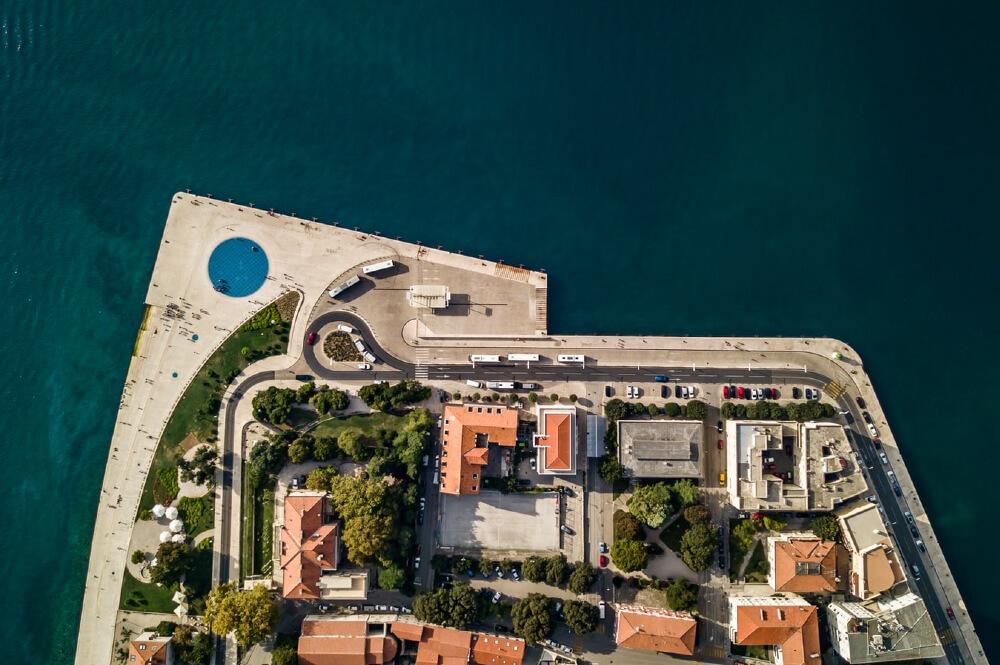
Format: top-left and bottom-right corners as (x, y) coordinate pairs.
(356, 363), (372, 370)
(336, 324), (354, 333)
(682, 386), (690, 399)
(751, 388), (759, 400)
(492, 591), (502, 604)
(626, 385), (634, 398)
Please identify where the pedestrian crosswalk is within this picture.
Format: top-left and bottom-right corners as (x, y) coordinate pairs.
(939, 628), (955, 646)
(824, 380), (846, 399)
(414, 348), (430, 380)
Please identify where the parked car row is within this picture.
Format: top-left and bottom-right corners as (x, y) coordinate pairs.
(723, 385), (781, 400)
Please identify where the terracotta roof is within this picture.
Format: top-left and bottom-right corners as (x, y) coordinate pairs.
(280, 493), (338, 599)
(470, 633), (526, 665)
(733, 604), (821, 665)
(127, 633), (171, 665)
(863, 547), (897, 596)
(536, 412), (574, 473)
(439, 405), (517, 495)
(615, 605), (697, 656)
(299, 620), (398, 665)
(772, 538), (837, 593)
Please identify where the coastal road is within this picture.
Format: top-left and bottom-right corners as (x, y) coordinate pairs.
(212, 312), (966, 665)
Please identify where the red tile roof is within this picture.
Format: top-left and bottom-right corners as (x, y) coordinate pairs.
(440, 405), (518, 495)
(733, 603), (821, 665)
(536, 412), (573, 473)
(280, 493), (338, 599)
(299, 620), (398, 665)
(772, 538), (837, 593)
(615, 605), (697, 655)
(127, 634), (171, 665)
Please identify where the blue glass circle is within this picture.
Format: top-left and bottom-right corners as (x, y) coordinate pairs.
(207, 238), (269, 297)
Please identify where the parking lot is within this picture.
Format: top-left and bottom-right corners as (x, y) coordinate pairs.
(438, 490), (559, 553)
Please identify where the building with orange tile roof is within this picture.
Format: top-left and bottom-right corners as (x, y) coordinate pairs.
(299, 615), (525, 665)
(768, 535), (838, 593)
(729, 597), (821, 665)
(127, 632), (174, 665)
(440, 404), (518, 495)
(614, 604), (697, 656)
(279, 491), (339, 599)
(837, 504), (906, 600)
(533, 406), (576, 475)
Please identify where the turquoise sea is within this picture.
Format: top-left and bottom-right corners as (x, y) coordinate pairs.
(1, 1), (998, 661)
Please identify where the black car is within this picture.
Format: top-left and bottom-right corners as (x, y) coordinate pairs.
(605, 385), (613, 398)
(661, 385), (669, 398)
(675, 385), (682, 398)
(893, 483), (902, 497)
(909, 525), (920, 538)
(295, 374), (315, 382)
(791, 387), (801, 399)
(716, 420), (723, 433)
(862, 411), (873, 424)
(856, 396), (866, 408)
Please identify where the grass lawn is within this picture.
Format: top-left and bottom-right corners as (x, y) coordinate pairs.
(119, 569), (177, 613)
(731, 644), (771, 661)
(185, 539), (214, 614)
(311, 411), (404, 439)
(252, 488), (275, 576)
(138, 294), (297, 513)
(744, 540), (770, 583)
(660, 515), (689, 553)
(729, 518), (756, 580)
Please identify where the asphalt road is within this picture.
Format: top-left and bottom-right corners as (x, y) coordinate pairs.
(212, 312), (964, 664)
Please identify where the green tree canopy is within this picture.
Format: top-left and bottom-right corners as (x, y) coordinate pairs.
(304, 467), (336, 492)
(604, 399), (631, 422)
(682, 504), (710, 524)
(598, 455), (623, 484)
(611, 539), (648, 573)
(271, 645), (296, 665)
(312, 436), (337, 461)
(810, 515), (840, 541)
(204, 583), (278, 648)
(413, 584), (478, 629)
(252, 386), (297, 424)
(627, 482), (674, 528)
(567, 564), (597, 594)
(563, 600), (599, 635)
(336, 428), (371, 461)
(310, 386), (350, 414)
(378, 564), (407, 590)
(358, 380), (431, 411)
(614, 510), (644, 541)
(149, 541), (192, 586)
(511, 593), (554, 644)
(522, 556), (545, 583)
(665, 578), (698, 612)
(680, 521), (717, 572)
(671, 479), (699, 507)
(646, 403), (659, 417)
(663, 402), (681, 417)
(545, 555), (569, 587)
(178, 445), (218, 486)
(288, 436), (313, 464)
(329, 474), (396, 565)
(686, 400), (707, 420)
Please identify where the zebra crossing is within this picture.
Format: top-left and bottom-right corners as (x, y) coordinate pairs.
(824, 379), (846, 399)
(414, 348), (430, 380)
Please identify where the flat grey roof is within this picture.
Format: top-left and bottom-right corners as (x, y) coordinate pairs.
(618, 420), (702, 478)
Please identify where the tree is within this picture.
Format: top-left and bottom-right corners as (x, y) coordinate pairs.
(680, 521), (717, 572)
(611, 539), (648, 572)
(131, 550), (145, 565)
(178, 445), (218, 486)
(378, 564), (406, 590)
(313, 436), (337, 461)
(329, 474), (396, 565)
(569, 394), (578, 403)
(252, 386), (297, 424)
(528, 392), (538, 403)
(614, 510), (643, 541)
(305, 467), (336, 491)
(762, 515), (787, 531)
(149, 541), (192, 585)
(271, 645), (296, 665)
(672, 479), (699, 507)
(288, 436), (312, 464)
(413, 584), (478, 628)
(604, 398), (631, 422)
(549, 394), (559, 402)
(567, 564), (596, 594)
(452, 391), (462, 400)
(598, 455), (623, 483)
(359, 380), (431, 411)
(545, 555), (569, 587)
(479, 558), (496, 576)
(665, 578), (698, 612)
(296, 381), (316, 402)
(683, 504), (710, 524)
(564, 600), (599, 634)
(810, 515), (840, 541)
(646, 403), (659, 417)
(172, 625), (212, 665)
(686, 400), (707, 420)
(511, 594), (554, 644)
(663, 402), (681, 417)
(627, 482), (674, 528)
(451, 556), (473, 575)
(522, 556), (546, 583)
(204, 583), (278, 648)
(336, 428), (370, 461)
(721, 402), (735, 419)
(310, 387), (350, 414)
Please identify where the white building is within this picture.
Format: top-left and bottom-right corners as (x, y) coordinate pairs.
(827, 593), (944, 663)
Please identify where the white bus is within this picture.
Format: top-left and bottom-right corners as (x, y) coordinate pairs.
(557, 354), (585, 363)
(469, 355), (501, 363)
(362, 260), (395, 275)
(506, 353), (540, 362)
(485, 381), (515, 390)
(328, 275), (361, 298)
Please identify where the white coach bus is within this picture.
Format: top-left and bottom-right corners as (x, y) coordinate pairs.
(469, 355), (501, 363)
(362, 260), (395, 275)
(507, 353), (540, 362)
(557, 354), (585, 363)
(328, 275), (361, 298)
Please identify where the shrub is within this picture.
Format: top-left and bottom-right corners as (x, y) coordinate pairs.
(663, 402), (681, 417)
(614, 510), (643, 541)
(665, 578), (698, 612)
(811, 515), (840, 541)
(683, 504), (711, 524)
(131, 550), (145, 565)
(611, 540), (648, 572)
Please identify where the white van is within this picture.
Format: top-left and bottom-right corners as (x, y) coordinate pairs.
(598, 601), (606, 620)
(337, 324), (354, 333)
(363, 351), (377, 363)
(466, 380), (482, 388)
(432, 471), (440, 485)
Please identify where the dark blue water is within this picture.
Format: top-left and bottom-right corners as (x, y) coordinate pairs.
(2, 1), (998, 661)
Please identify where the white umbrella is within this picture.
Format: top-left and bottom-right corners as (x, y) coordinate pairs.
(172, 590), (187, 604)
(159, 531), (171, 543)
(152, 504), (166, 519)
(169, 519), (184, 533)
(165, 506), (179, 520)
(171, 534), (186, 543)
(173, 604), (188, 617)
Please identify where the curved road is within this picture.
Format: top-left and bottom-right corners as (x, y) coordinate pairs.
(214, 313), (965, 665)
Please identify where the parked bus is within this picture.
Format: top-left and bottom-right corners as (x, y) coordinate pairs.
(362, 259), (395, 275)
(557, 354), (585, 363)
(506, 353), (540, 362)
(485, 381), (515, 390)
(328, 275), (361, 298)
(469, 354), (501, 363)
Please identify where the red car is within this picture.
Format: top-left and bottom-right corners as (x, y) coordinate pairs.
(722, 386), (730, 399)
(946, 607), (955, 620)
(737, 386), (745, 399)
(718, 439), (724, 450)
(306, 331), (318, 345)
(599, 555), (609, 568)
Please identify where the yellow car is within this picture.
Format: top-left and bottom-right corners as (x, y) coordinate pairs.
(719, 472), (726, 486)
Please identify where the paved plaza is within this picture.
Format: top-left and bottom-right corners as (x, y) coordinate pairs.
(438, 490), (559, 553)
